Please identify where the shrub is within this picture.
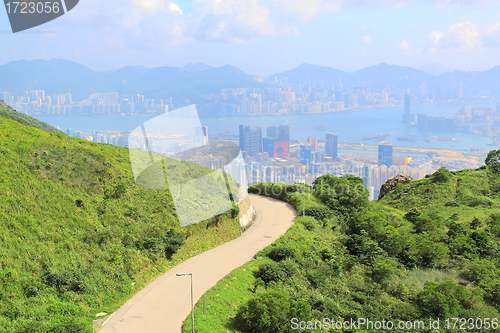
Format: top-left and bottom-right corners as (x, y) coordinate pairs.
(470, 217), (483, 230)
(301, 206), (332, 220)
(432, 167), (452, 183)
(313, 174), (369, 214)
(255, 261), (287, 284)
(415, 233), (448, 268)
(164, 229), (185, 258)
(404, 208), (420, 223)
(299, 216), (317, 231)
(233, 290), (311, 333)
(268, 247), (295, 262)
(371, 257), (399, 284)
(415, 280), (474, 319)
(42, 271), (86, 294)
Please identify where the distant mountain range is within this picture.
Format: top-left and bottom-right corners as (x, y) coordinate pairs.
(1, 59), (500, 102)
(0, 59), (260, 102)
(271, 63), (500, 96)
(418, 63), (455, 76)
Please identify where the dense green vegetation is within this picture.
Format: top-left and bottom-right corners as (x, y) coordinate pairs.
(183, 166), (500, 332)
(0, 106), (242, 332)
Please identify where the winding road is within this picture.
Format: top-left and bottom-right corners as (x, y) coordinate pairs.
(99, 194), (296, 333)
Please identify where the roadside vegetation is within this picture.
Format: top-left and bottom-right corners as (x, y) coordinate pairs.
(183, 162), (500, 332)
(0, 106), (242, 332)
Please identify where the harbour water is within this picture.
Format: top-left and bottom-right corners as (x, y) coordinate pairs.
(33, 102), (495, 152)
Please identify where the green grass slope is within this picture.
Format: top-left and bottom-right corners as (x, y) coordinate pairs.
(0, 106), (242, 332)
(0, 100), (62, 134)
(183, 171), (500, 333)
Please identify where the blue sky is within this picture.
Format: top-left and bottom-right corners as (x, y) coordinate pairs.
(1, 0), (500, 76)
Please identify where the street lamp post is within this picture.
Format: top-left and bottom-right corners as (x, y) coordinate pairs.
(303, 181), (305, 216)
(176, 273), (194, 333)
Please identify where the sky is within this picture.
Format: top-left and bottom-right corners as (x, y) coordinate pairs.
(1, 0), (500, 76)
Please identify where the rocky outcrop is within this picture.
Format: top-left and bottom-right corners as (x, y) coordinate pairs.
(236, 185), (256, 232)
(378, 174), (413, 200)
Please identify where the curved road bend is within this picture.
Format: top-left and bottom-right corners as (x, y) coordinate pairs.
(99, 194), (296, 333)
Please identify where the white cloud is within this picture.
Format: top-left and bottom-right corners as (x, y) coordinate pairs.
(168, 2), (183, 15)
(485, 22), (500, 34)
(429, 31), (443, 45)
(276, 0), (340, 21)
(187, 0), (341, 43)
(483, 22), (500, 47)
(399, 39), (409, 49)
(132, 0), (165, 17)
(362, 35), (372, 43)
(428, 21), (479, 50)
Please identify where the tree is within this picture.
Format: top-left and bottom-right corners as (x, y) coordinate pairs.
(485, 149), (500, 171)
(416, 280), (474, 319)
(313, 174), (369, 214)
(432, 167), (452, 183)
(233, 290), (311, 333)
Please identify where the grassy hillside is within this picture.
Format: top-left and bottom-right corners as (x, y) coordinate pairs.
(0, 100), (62, 134)
(0, 106), (242, 332)
(183, 171), (500, 333)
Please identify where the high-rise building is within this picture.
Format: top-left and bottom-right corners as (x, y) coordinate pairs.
(325, 133), (338, 159)
(267, 126), (278, 139)
(300, 144), (312, 164)
(312, 151), (324, 163)
(263, 164), (274, 182)
(308, 136), (318, 151)
(362, 165), (372, 189)
(0, 92), (12, 105)
(239, 125), (245, 151)
(403, 95), (411, 123)
(378, 142), (393, 167)
(278, 126), (289, 141)
(239, 125), (262, 157)
(263, 137), (275, 157)
(66, 128), (73, 137)
(277, 125), (290, 154)
(273, 141), (289, 157)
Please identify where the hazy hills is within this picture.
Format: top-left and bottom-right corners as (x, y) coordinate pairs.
(2, 59), (500, 102)
(418, 63), (455, 76)
(0, 59), (261, 102)
(272, 62), (500, 95)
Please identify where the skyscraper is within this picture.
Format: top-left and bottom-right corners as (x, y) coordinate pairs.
(239, 125), (262, 157)
(267, 126), (278, 139)
(263, 137), (275, 157)
(239, 124), (245, 151)
(325, 133), (338, 159)
(403, 95), (411, 123)
(300, 144), (312, 164)
(278, 126), (289, 141)
(378, 142), (393, 167)
(308, 136), (318, 151)
(278, 125), (290, 154)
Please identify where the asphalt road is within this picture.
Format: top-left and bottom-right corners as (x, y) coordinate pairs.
(99, 194), (296, 333)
